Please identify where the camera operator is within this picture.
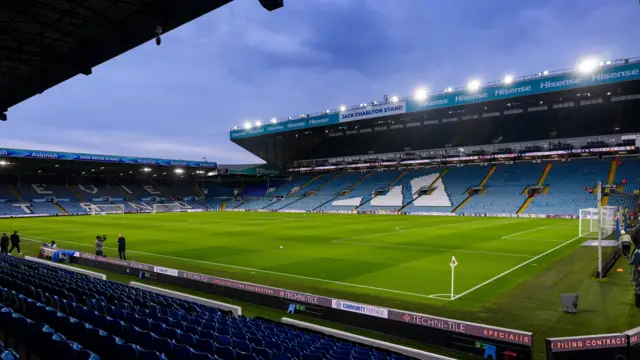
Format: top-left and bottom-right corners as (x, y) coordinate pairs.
(95, 235), (107, 257)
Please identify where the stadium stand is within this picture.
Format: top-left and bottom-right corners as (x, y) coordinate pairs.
(320, 170), (404, 211)
(607, 158), (640, 211)
(0, 158), (637, 217)
(0, 255), (413, 360)
(459, 163), (546, 215)
(280, 172), (367, 211)
(403, 166), (489, 213)
(268, 175), (316, 197)
(525, 160), (610, 215)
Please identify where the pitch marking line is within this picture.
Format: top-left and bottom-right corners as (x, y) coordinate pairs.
(501, 226), (550, 239)
(332, 240), (534, 258)
(18, 234), (437, 300)
(447, 234), (585, 301)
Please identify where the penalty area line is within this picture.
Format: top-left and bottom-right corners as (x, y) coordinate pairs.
(19, 234), (436, 300)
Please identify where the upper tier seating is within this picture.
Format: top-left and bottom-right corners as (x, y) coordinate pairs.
(320, 171), (403, 212)
(200, 184), (236, 198)
(19, 184), (79, 201)
(268, 175), (316, 197)
(72, 185), (127, 199)
(0, 185), (19, 202)
(608, 158), (640, 211)
(403, 166), (489, 213)
(0, 255), (411, 360)
(525, 160), (609, 215)
(358, 168), (439, 212)
(461, 163), (545, 214)
(281, 172), (367, 211)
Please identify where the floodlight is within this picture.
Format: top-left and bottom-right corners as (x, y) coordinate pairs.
(390, 96), (399, 103)
(244, 122), (252, 130)
(142, 167), (152, 172)
(414, 88), (427, 101)
(577, 58), (598, 73)
(339, 105), (346, 111)
(606, 60), (612, 65)
(542, 70), (549, 76)
(255, 120), (262, 126)
(503, 75), (514, 85)
(270, 118), (277, 124)
(174, 168), (185, 174)
(446, 87), (453, 93)
(0, 160), (6, 166)
(467, 79), (481, 91)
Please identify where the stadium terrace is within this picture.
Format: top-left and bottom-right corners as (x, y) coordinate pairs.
(3, 35), (640, 359)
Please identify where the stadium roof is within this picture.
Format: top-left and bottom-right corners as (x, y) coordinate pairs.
(0, 0), (251, 120)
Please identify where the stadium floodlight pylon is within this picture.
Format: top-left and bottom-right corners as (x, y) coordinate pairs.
(152, 203), (186, 213)
(89, 204), (125, 215)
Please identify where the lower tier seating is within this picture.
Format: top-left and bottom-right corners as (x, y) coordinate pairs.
(0, 256), (410, 360)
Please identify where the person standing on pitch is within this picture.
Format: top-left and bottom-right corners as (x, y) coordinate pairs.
(117, 233), (126, 260)
(9, 231), (20, 255)
(0, 233), (9, 255)
(620, 230), (632, 258)
(95, 235), (105, 256)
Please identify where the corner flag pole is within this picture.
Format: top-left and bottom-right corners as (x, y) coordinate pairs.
(450, 256), (458, 300)
(597, 181), (603, 278)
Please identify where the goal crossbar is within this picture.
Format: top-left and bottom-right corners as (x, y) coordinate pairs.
(89, 204), (125, 215)
(152, 202), (188, 213)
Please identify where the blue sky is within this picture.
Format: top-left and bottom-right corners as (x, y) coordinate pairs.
(4, 0), (640, 164)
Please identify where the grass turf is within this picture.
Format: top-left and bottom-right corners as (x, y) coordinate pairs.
(4, 212), (639, 359)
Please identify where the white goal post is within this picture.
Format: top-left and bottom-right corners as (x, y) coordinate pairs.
(89, 204), (125, 215)
(579, 206), (618, 238)
(152, 203), (187, 213)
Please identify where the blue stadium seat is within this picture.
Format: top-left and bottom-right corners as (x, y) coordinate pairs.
(214, 345), (235, 360)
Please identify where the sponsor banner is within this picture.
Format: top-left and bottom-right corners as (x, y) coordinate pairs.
(331, 299), (388, 318)
(0, 147), (217, 168)
(230, 113), (339, 139)
(74, 251), (532, 346)
(625, 326), (640, 345)
(547, 334), (628, 352)
(231, 62), (640, 139)
(339, 101), (406, 123)
(0, 214), (52, 219)
(154, 266), (179, 277)
(76, 253), (155, 272)
(228, 164), (285, 176)
(406, 62), (640, 113)
(390, 311), (532, 346)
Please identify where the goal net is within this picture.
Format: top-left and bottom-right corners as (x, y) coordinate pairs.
(152, 203), (187, 213)
(89, 204), (125, 215)
(579, 206), (618, 238)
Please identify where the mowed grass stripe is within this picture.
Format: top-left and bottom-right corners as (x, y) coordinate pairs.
(4, 213), (580, 308)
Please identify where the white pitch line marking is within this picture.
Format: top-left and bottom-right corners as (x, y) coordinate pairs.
(332, 240), (534, 258)
(501, 226), (549, 239)
(18, 235), (436, 299)
(449, 234), (585, 301)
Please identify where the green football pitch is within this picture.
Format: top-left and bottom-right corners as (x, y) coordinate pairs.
(4, 212), (584, 310)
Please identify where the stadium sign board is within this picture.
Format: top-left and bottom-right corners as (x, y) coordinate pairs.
(230, 62), (640, 140)
(230, 113), (339, 139)
(339, 101), (406, 123)
(74, 251), (532, 346)
(0, 147), (217, 168)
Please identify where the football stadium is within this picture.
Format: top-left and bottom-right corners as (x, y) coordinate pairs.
(2, 1), (640, 360)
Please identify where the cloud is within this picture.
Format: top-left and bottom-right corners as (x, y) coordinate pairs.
(5, 0), (640, 165)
